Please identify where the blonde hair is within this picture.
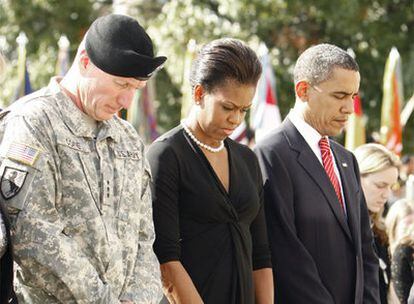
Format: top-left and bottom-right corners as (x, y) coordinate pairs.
(385, 198), (414, 255)
(354, 143), (401, 176)
(398, 224), (414, 247)
(355, 143), (401, 245)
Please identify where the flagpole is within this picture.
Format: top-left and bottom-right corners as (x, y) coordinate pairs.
(16, 32), (28, 96)
(56, 35), (70, 76)
(13, 32), (33, 102)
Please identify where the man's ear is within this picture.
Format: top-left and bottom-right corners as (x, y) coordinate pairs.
(193, 84), (204, 106)
(295, 81), (310, 102)
(78, 50), (90, 71)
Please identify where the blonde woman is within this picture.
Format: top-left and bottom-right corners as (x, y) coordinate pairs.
(386, 200), (414, 303)
(355, 143), (400, 304)
(386, 200), (414, 255)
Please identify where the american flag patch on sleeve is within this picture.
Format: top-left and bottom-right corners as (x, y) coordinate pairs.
(6, 142), (40, 166)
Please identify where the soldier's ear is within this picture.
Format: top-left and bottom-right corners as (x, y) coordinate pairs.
(78, 50), (91, 73)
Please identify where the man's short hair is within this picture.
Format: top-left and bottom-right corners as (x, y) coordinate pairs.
(293, 43), (359, 85)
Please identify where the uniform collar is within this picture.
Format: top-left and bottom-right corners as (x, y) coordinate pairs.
(46, 77), (120, 142)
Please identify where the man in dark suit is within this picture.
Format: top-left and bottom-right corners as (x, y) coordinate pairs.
(255, 44), (379, 304)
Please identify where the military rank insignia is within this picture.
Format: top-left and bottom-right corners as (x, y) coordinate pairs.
(1, 167), (27, 200)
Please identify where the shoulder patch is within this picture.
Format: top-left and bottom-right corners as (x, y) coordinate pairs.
(0, 167), (28, 200)
(6, 142), (40, 166)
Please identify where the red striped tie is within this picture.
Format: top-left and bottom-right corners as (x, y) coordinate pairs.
(319, 137), (345, 212)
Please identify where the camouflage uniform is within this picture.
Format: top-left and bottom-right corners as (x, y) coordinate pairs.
(0, 78), (162, 303)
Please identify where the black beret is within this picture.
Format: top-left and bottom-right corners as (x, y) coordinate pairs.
(85, 14), (167, 80)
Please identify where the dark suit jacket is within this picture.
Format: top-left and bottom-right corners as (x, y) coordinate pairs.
(254, 119), (379, 304)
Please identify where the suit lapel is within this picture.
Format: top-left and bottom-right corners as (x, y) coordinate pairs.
(331, 144), (359, 247)
(282, 120), (352, 242)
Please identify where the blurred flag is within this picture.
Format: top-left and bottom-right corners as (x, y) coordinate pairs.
(56, 35), (70, 76)
(229, 121), (255, 146)
(181, 39), (197, 120)
(250, 43), (281, 142)
(345, 95), (366, 151)
(230, 120), (248, 143)
(13, 32), (32, 101)
(127, 78), (158, 143)
(380, 47), (403, 155)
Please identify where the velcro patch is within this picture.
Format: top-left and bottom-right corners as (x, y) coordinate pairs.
(6, 142), (40, 166)
(0, 167), (28, 200)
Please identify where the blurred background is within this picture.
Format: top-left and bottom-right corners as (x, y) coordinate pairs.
(0, 0), (413, 152)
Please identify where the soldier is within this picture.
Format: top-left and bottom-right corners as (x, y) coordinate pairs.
(0, 14), (166, 303)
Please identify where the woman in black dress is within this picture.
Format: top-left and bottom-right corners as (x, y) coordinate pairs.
(354, 143), (400, 304)
(148, 38), (273, 304)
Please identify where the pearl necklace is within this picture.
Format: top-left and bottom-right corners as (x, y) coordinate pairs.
(181, 121), (225, 153)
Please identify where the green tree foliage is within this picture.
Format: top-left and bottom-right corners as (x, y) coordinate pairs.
(143, 0), (414, 150)
(0, 0), (109, 105)
(1, 0), (413, 150)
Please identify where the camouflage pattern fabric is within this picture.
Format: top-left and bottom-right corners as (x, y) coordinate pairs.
(0, 77), (162, 303)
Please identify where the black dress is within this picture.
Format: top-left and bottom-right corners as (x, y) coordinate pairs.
(374, 236), (391, 304)
(392, 243), (414, 304)
(147, 126), (271, 304)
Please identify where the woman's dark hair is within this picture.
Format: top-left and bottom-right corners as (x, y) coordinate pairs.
(190, 38), (262, 93)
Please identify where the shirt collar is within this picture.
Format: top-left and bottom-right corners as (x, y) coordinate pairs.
(288, 107), (324, 163)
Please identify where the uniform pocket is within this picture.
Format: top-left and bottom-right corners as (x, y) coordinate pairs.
(62, 215), (111, 274)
